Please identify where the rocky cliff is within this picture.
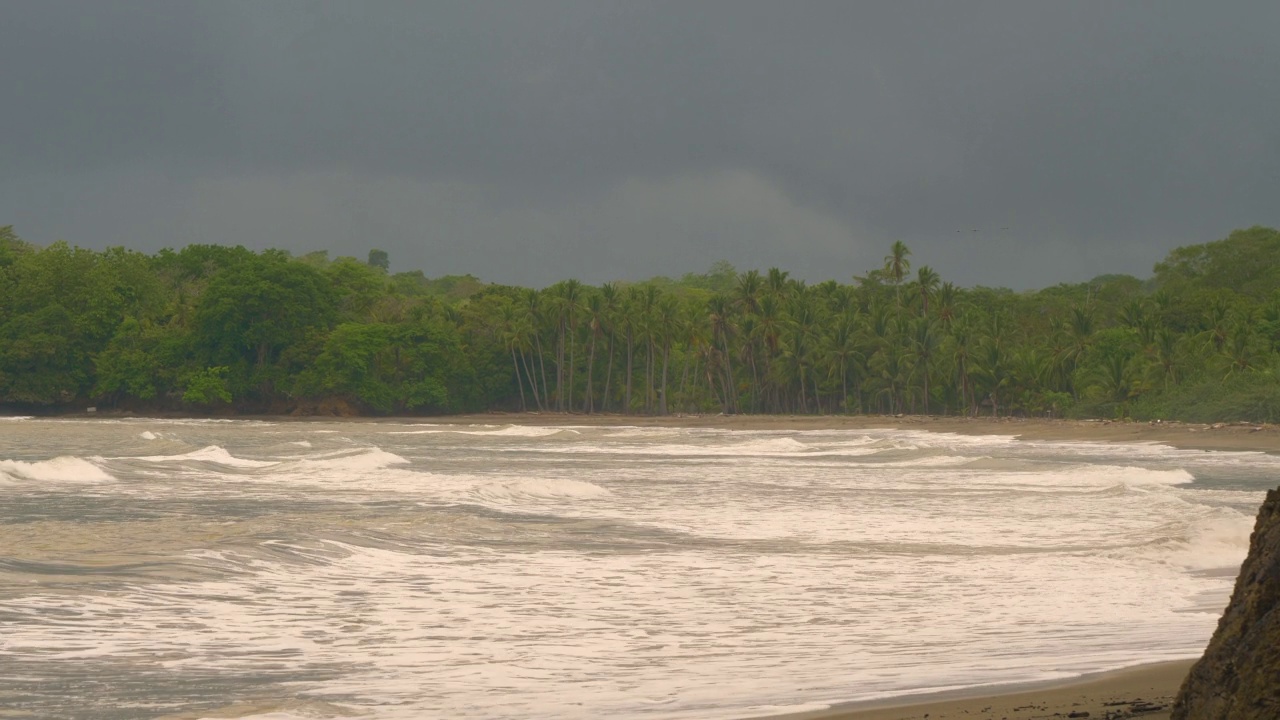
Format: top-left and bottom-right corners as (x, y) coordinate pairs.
(1172, 487), (1280, 719)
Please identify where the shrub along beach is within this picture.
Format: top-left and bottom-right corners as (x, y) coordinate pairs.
(3, 225), (1280, 424)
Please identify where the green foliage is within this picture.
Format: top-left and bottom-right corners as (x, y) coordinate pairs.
(0, 226), (1279, 422)
(1132, 369), (1280, 424)
(182, 367), (233, 407)
(1155, 226), (1280, 300)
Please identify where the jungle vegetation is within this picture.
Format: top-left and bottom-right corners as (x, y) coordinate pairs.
(2, 225), (1280, 422)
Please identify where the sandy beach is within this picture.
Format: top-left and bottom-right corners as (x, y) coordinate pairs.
(766, 660), (1190, 720)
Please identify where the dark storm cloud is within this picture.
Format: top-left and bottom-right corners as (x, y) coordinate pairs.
(2, 1), (1278, 287)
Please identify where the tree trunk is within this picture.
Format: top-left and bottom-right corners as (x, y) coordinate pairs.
(582, 332), (597, 413)
(536, 335), (550, 412)
(567, 316), (575, 412)
(624, 329), (634, 414)
(511, 347), (527, 411)
(602, 334), (615, 413)
(521, 350), (543, 410)
(659, 343), (670, 415)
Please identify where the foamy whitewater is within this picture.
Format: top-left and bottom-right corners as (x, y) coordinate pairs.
(0, 419), (1274, 719)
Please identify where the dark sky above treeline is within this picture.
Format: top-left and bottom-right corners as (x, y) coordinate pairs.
(2, 1), (1278, 288)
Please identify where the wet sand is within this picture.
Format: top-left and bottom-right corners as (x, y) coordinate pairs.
(765, 660), (1189, 720)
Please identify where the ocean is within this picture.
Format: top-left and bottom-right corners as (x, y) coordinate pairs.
(0, 418), (1272, 719)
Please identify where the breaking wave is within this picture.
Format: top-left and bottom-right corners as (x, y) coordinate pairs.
(285, 447), (409, 472)
(0, 456), (114, 483)
(129, 445), (277, 468)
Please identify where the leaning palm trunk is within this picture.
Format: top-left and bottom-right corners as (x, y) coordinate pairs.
(511, 347), (527, 411)
(521, 350), (543, 410)
(601, 334), (615, 412)
(536, 335), (551, 412)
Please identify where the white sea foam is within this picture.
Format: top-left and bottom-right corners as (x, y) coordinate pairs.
(477, 425), (579, 437)
(1128, 510), (1256, 571)
(469, 477), (612, 503)
(0, 456), (114, 483)
(286, 447), (409, 472)
(129, 445), (277, 468)
(971, 464), (1196, 489)
(1, 419), (1271, 720)
(139, 431), (159, 440)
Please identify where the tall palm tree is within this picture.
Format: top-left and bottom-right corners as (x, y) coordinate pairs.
(883, 240), (912, 307)
(821, 310), (866, 412)
(915, 266), (940, 317)
(581, 292), (605, 413)
(707, 294), (738, 413)
(621, 286), (642, 413)
(736, 270), (763, 315)
(639, 284), (660, 413)
(521, 288), (552, 410)
(656, 295), (681, 414)
(766, 267), (790, 297)
(935, 282), (959, 329)
(908, 317), (939, 414)
(753, 294), (784, 411)
(598, 282), (620, 411)
(557, 279), (584, 411)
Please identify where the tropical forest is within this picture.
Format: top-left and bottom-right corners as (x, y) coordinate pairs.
(2, 225), (1280, 422)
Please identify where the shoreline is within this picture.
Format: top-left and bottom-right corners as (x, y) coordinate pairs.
(20, 410), (1280, 454)
(758, 659), (1191, 720)
(422, 412), (1280, 454)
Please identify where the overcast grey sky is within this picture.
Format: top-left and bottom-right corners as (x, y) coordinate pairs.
(2, 1), (1277, 288)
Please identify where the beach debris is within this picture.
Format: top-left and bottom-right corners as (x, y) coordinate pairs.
(1067, 711), (1091, 718)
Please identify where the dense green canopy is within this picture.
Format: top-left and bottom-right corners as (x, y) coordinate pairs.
(2, 225), (1280, 422)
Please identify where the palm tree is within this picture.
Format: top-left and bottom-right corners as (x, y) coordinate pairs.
(908, 317), (939, 414)
(935, 282), (959, 328)
(1150, 327), (1181, 389)
(555, 279), (584, 411)
(621, 286), (642, 413)
(915, 266), (940, 317)
(497, 302), (532, 411)
(1092, 351), (1140, 416)
(736, 270), (763, 315)
(656, 295), (681, 414)
(766, 267), (790, 297)
(521, 288), (552, 410)
(639, 284), (660, 413)
(821, 310), (866, 412)
(581, 292), (605, 413)
(753, 294), (784, 411)
(883, 240), (912, 307)
(707, 294), (738, 413)
(598, 282), (620, 411)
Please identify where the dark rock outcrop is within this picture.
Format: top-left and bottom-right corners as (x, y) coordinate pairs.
(1172, 487), (1280, 719)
